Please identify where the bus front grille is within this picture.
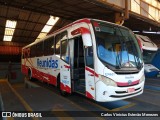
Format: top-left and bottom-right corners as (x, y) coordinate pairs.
(115, 87), (141, 94)
(110, 89), (142, 98)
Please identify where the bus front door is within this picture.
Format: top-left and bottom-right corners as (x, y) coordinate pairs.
(72, 36), (86, 95)
(72, 36), (95, 99)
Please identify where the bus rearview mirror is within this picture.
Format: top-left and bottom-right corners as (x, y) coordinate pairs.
(82, 33), (92, 47)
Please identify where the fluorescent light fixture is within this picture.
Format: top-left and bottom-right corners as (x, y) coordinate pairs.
(5, 28), (15, 35)
(46, 16), (59, 26)
(3, 35), (13, 41)
(143, 31), (156, 34)
(37, 33), (47, 39)
(142, 31), (160, 34)
(6, 20), (17, 28)
(41, 25), (52, 33)
(3, 20), (17, 41)
(35, 16), (59, 41)
(133, 31), (140, 33)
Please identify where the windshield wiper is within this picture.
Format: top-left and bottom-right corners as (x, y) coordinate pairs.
(116, 52), (121, 69)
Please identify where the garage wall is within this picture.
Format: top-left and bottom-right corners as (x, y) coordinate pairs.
(0, 62), (24, 83)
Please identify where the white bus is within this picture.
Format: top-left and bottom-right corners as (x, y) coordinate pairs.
(136, 34), (160, 77)
(22, 18), (145, 102)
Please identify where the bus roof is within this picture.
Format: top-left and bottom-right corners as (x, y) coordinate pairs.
(23, 18), (129, 49)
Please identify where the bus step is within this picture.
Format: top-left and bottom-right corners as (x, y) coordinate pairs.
(75, 91), (85, 96)
(77, 68), (85, 74)
(73, 68), (85, 74)
(79, 84), (85, 88)
(76, 84), (85, 89)
(73, 74), (85, 79)
(79, 74), (85, 79)
(79, 79), (85, 85)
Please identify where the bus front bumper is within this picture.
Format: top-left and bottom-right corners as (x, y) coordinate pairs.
(95, 81), (144, 102)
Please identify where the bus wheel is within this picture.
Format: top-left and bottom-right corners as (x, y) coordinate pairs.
(57, 74), (67, 96)
(28, 69), (35, 81)
(60, 90), (67, 96)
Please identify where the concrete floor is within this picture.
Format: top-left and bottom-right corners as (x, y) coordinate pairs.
(0, 77), (160, 120)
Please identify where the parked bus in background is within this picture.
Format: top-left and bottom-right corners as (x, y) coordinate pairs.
(136, 34), (160, 77)
(22, 18), (145, 102)
(152, 48), (160, 78)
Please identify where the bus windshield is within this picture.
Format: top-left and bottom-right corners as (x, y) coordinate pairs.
(143, 49), (157, 64)
(92, 20), (143, 70)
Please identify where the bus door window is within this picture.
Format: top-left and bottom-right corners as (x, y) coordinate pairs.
(72, 36), (86, 94)
(60, 40), (69, 64)
(85, 46), (93, 68)
(78, 37), (85, 68)
(73, 36), (85, 69)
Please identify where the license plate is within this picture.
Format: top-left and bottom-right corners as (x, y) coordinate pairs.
(127, 88), (135, 93)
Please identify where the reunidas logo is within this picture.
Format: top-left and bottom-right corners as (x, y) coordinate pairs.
(37, 57), (58, 68)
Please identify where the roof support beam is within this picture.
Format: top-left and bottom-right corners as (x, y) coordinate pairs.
(125, 0), (129, 20)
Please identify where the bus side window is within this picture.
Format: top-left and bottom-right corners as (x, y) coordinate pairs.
(55, 34), (61, 54)
(44, 37), (55, 56)
(33, 45), (36, 57)
(30, 46), (33, 57)
(36, 42), (43, 57)
(55, 31), (67, 55)
(48, 37), (55, 55)
(30, 45), (35, 58)
(44, 39), (49, 56)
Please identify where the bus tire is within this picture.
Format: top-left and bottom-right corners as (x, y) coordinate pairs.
(57, 74), (67, 96)
(28, 69), (32, 80)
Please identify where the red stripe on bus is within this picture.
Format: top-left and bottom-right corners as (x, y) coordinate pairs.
(48, 18), (91, 35)
(64, 65), (70, 69)
(85, 66), (99, 78)
(60, 82), (71, 93)
(22, 65), (57, 86)
(71, 27), (90, 36)
(86, 91), (94, 99)
(116, 80), (140, 87)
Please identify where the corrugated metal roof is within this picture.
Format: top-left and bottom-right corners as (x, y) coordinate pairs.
(0, 0), (159, 46)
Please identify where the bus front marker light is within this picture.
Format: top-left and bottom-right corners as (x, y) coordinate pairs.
(139, 74), (145, 83)
(91, 87), (94, 90)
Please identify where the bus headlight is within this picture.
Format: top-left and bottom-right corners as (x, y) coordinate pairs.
(99, 75), (117, 87)
(139, 74), (145, 83)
